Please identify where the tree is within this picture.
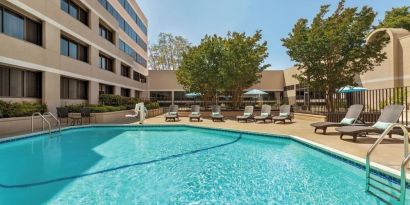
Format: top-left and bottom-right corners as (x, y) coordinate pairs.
(281, 0), (388, 111)
(377, 6), (410, 31)
(176, 31), (269, 108)
(176, 35), (225, 103)
(149, 33), (191, 70)
(222, 31), (270, 108)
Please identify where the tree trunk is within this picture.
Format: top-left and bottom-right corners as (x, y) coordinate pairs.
(326, 90), (335, 113)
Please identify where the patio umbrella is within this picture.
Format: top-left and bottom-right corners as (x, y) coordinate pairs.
(244, 89), (268, 104)
(337, 86), (368, 93)
(185, 92), (201, 103)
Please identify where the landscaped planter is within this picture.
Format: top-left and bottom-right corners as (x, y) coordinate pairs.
(0, 108), (165, 137)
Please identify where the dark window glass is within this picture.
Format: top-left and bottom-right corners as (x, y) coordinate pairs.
(3, 9), (24, 40)
(0, 66), (41, 98)
(26, 18), (42, 45)
(99, 23), (113, 43)
(60, 37), (69, 56)
(121, 65), (130, 78)
(69, 41), (77, 59)
(99, 54), (113, 72)
(140, 75), (147, 83)
(61, 36), (88, 63)
(0, 7), (3, 33)
(60, 76), (88, 99)
(99, 83), (114, 95)
(61, 0), (88, 26)
(133, 71), (140, 81)
(121, 88), (130, 97)
(61, 0), (69, 13)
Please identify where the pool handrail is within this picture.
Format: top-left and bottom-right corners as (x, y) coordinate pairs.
(365, 123), (409, 204)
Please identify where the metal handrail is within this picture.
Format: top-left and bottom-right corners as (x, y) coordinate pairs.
(44, 112), (61, 133)
(31, 112), (51, 134)
(365, 123), (409, 204)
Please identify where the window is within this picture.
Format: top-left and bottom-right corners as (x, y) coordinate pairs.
(26, 18), (42, 45)
(133, 71), (140, 81)
(150, 91), (172, 101)
(60, 36), (88, 62)
(99, 83), (114, 95)
(99, 22), (113, 43)
(121, 64), (130, 78)
(284, 85), (294, 91)
(134, 90), (140, 98)
(60, 77), (88, 99)
(121, 88), (130, 97)
(0, 7), (42, 46)
(61, 0), (88, 25)
(140, 75), (147, 83)
(0, 66), (41, 98)
(98, 0), (147, 51)
(3, 9), (24, 40)
(99, 53), (113, 72)
(119, 40), (147, 68)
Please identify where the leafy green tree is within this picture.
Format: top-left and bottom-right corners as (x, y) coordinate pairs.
(222, 31), (270, 108)
(377, 6), (410, 31)
(149, 33), (191, 70)
(282, 0), (388, 111)
(176, 35), (225, 102)
(177, 31), (269, 108)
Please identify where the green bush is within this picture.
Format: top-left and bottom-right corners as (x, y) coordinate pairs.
(145, 102), (160, 110)
(63, 104), (127, 113)
(99, 94), (139, 109)
(0, 101), (47, 118)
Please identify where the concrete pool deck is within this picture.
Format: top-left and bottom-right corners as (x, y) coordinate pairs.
(140, 114), (409, 171)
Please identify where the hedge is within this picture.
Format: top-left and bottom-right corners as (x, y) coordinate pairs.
(0, 101), (47, 118)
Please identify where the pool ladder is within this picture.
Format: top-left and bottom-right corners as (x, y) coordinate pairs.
(31, 112), (61, 134)
(366, 124), (409, 205)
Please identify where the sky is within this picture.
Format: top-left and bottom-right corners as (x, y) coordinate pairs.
(138, 0), (409, 70)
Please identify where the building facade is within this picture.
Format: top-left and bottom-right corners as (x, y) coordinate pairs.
(0, 0), (148, 113)
(147, 28), (410, 105)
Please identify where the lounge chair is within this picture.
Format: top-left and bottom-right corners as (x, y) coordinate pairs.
(80, 108), (96, 125)
(236, 106), (255, 122)
(272, 105), (293, 124)
(335, 104), (405, 142)
(311, 104), (364, 134)
(211, 105), (224, 122)
(254, 105), (272, 123)
(165, 105), (179, 121)
(189, 105), (201, 122)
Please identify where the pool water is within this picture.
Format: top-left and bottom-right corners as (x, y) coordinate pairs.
(0, 126), (408, 204)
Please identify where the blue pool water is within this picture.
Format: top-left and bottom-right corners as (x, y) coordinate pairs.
(0, 125), (408, 204)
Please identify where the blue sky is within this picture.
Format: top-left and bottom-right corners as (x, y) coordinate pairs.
(138, 0), (409, 70)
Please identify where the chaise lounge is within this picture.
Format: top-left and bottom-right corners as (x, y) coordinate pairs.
(211, 105), (224, 122)
(165, 105), (179, 121)
(311, 104), (364, 134)
(254, 105), (272, 123)
(335, 104), (405, 142)
(272, 105), (293, 124)
(189, 105), (201, 122)
(236, 106), (255, 122)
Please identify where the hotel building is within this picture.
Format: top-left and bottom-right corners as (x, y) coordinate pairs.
(0, 0), (148, 113)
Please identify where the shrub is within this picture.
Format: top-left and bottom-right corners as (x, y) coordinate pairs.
(145, 102), (160, 110)
(63, 104), (127, 113)
(99, 94), (139, 109)
(0, 101), (47, 118)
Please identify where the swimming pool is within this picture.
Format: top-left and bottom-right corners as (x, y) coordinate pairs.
(0, 125), (408, 204)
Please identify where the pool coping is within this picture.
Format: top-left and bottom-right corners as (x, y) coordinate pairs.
(1, 123), (409, 186)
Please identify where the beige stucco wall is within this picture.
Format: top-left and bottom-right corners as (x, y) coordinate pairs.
(0, 0), (148, 113)
(400, 36), (410, 87)
(148, 70), (185, 91)
(359, 28), (410, 89)
(248, 70), (284, 91)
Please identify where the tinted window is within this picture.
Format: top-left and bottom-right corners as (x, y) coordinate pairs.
(26, 18), (42, 45)
(61, 0), (88, 26)
(60, 37), (69, 56)
(3, 9), (24, 40)
(60, 76), (88, 99)
(61, 0), (69, 12)
(0, 66), (41, 98)
(69, 41), (77, 59)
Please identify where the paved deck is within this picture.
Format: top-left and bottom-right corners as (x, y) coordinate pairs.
(141, 114), (408, 171)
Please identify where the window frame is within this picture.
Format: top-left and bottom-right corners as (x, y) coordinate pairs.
(60, 35), (88, 63)
(61, 0), (88, 26)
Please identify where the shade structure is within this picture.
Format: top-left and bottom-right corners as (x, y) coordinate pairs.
(244, 89), (268, 95)
(337, 86), (368, 93)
